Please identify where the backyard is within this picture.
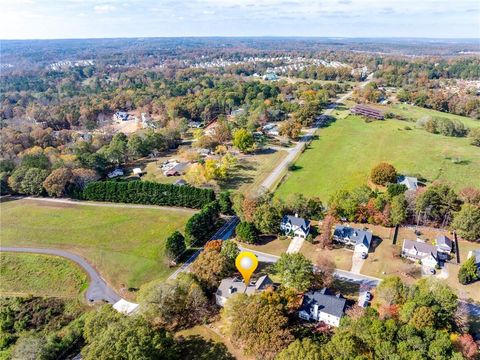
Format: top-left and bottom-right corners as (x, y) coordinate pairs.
(0, 198), (194, 293)
(276, 113), (480, 201)
(0, 252), (88, 299)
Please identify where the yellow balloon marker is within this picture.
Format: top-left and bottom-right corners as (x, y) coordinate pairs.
(235, 251), (258, 285)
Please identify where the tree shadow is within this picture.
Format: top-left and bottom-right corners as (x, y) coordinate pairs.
(288, 164), (303, 171)
(369, 236), (383, 254)
(175, 335), (235, 360)
(255, 147), (277, 155)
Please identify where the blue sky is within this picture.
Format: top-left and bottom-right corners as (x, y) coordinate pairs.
(0, 0), (479, 39)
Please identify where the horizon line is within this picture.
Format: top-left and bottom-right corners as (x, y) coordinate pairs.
(2, 35), (479, 42)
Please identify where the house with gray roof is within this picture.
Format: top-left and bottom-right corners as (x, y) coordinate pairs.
(280, 214), (311, 238)
(333, 226), (373, 254)
(401, 239), (438, 268)
(397, 176), (418, 191)
(436, 235), (453, 254)
(298, 288), (346, 327)
(215, 275), (273, 307)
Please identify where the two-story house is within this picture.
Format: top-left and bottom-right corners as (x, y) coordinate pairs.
(333, 225), (373, 254)
(280, 214), (310, 239)
(298, 288), (346, 327)
(401, 239), (438, 268)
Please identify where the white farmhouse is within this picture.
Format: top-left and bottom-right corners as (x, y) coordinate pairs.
(333, 226), (372, 254)
(298, 288), (346, 327)
(280, 214), (310, 239)
(401, 239), (438, 268)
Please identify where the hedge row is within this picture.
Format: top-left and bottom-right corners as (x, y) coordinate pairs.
(185, 201), (221, 246)
(81, 181), (215, 209)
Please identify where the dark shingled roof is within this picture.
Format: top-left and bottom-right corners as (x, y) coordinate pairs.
(334, 225), (372, 248)
(300, 289), (346, 318)
(282, 215), (310, 230)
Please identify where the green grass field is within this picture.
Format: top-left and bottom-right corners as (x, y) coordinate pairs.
(0, 199), (194, 292)
(0, 253), (88, 298)
(276, 114), (480, 201)
(384, 103), (480, 129)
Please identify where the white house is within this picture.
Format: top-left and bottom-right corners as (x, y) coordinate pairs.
(113, 111), (129, 122)
(298, 288), (346, 327)
(397, 176), (418, 191)
(215, 275), (273, 307)
(401, 239), (438, 268)
(263, 123), (280, 136)
(436, 235), (453, 254)
(280, 214), (310, 238)
(333, 226), (373, 254)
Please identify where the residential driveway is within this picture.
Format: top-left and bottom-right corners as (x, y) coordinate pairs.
(0, 247), (121, 304)
(350, 252), (365, 274)
(286, 236), (305, 254)
(437, 264), (449, 279)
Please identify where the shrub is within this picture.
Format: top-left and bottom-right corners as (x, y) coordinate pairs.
(370, 162), (397, 186)
(82, 180), (215, 209)
(458, 257), (479, 285)
(387, 183), (408, 197)
(165, 231), (186, 262)
(235, 222), (259, 244)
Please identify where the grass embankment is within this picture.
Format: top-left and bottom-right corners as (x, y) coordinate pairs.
(0, 253), (88, 298)
(276, 114), (480, 200)
(0, 199), (194, 292)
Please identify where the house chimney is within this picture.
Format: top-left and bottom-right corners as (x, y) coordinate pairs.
(229, 286), (236, 294)
(313, 304), (319, 320)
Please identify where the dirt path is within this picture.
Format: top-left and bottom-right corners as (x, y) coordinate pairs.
(8, 196), (198, 214)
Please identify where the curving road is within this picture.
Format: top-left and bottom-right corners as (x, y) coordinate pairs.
(0, 247), (121, 304)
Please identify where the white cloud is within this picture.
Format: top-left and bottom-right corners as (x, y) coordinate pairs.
(93, 4), (116, 14)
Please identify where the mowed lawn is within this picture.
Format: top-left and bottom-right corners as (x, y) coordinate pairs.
(0, 199), (194, 291)
(276, 115), (480, 200)
(0, 253), (88, 298)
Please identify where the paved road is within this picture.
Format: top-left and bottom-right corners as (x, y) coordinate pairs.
(168, 216), (240, 280)
(239, 246), (381, 289)
(259, 74), (373, 192)
(7, 196), (198, 214)
(0, 247), (121, 304)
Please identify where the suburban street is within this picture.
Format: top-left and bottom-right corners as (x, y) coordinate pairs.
(238, 246), (381, 291)
(0, 246), (121, 304)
